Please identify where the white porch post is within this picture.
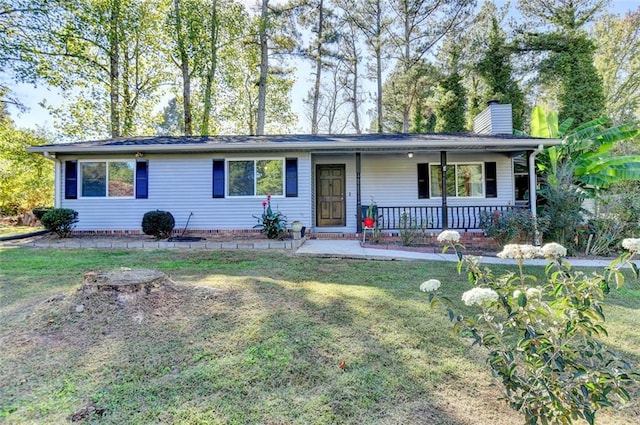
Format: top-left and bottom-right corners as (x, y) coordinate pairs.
(44, 152), (61, 207)
(529, 144), (544, 244)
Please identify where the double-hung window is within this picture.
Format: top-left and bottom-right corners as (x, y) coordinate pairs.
(228, 159), (284, 197)
(430, 163), (484, 197)
(80, 160), (135, 198)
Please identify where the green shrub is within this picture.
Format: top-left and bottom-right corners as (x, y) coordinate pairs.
(538, 173), (586, 253)
(142, 210), (175, 239)
(480, 208), (539, 246)
(399, 212), (425, 246)
(40, 208), (78, 238)
(577, 192), (640, 256)
(423, 231), (640, 425)
(32, 207), (53, 221)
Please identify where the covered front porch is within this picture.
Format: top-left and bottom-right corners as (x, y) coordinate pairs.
(312, 145), (542, 235)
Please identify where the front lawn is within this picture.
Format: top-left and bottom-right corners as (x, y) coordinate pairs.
(0, 225), (44, 238)
(0, 248), (638, 424)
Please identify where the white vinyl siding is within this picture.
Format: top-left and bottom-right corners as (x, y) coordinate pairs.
(60, 153), (311, 232)
(473, 103), (513, 135)
(360, 152), (513, 208)
(57, 150), (514, 234)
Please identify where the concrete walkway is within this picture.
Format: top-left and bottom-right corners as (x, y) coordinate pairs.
(296, 239), (633, 268)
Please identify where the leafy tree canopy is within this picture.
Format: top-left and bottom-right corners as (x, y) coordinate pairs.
(0, 114), (53, 215)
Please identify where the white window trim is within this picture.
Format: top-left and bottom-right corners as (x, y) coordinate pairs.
(78, 159), (136, 199)
(429, 162), (486, 198)
(226, 158), (286, 198)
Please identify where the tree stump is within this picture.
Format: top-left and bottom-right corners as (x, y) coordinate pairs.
(81, 269), (174, 305)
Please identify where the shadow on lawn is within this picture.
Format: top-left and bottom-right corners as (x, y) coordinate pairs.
(1, 248), (639, 423)
(1, 265), (508, 424)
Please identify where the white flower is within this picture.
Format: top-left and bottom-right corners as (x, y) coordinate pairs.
(526, 287), (542, 299)
(540, 242), (567, 258)
(420, 279), (441, 292)
(513, 289), (522, 299)
(437, 230), (461, 243)
(497, 244), (540, 260)
(461, 287), (499, 306)
(622, 238), (640, 253)
(464, 255), (482, 267)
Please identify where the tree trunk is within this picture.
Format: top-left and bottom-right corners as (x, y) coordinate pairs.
(349, 29), (361, 134)
(109, 0), (121, 138)
(402, 5), (410, 133)
(375, 0), (383, 134)
(173, 0), (192, 135)
(201, 0), (219, 135)
(352, 60), (361, 134)
(311, 0), (324, 135)
(122, 42), (133, 136)
(256, 0), (269, 136)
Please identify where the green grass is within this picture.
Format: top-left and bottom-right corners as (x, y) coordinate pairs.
(1, 247), (639, 424)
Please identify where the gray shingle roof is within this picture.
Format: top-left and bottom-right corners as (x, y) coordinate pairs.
(29, 133), (557, 155)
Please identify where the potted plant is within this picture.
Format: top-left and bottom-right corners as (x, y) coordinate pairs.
(363, 198), (376, 228)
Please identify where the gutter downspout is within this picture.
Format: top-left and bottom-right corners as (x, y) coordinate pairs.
(43, 152), (61, 208)
(529, 144), (544, 245)
(356, 152), (362, 233)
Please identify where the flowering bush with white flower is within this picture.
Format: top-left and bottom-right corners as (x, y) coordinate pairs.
(437, 229), (461, 243)
(496, 243), (540, 260)
(539, 242), (567, 258)
(421, 230), (640, 425)
(461, 287), (499, 306)
(419, 279), (441, 293)
(622, 238), (640, 253)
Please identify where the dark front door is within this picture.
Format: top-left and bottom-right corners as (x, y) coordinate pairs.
(316, 165), (346, 227)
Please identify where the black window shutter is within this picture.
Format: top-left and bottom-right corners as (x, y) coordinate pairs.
(485, 162), (497, 198)
(417, 163), (429, 199)
(64, 160), (78, 199)
(212, 159), (225, 198)
(135, 160), (148, 199)
(285, 158), (298, 197)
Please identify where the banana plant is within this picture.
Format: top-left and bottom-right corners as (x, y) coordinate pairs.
(529, 106), (640, 196)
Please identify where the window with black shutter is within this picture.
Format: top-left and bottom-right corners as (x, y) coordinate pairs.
(485, 162), (497, 198)
(212, 159), (225, 198)
(135, 160), (148, 199)
(285, 158), (298, 197)
(417, 163), (429, 199)
(65, 160), (78, 199)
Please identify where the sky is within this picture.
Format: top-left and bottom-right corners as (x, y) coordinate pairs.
(5, 0), (639, 136)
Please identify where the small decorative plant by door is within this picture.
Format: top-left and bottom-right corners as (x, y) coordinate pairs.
(363, 198), (377, 228)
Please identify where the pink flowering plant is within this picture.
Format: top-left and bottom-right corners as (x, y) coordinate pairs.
(253, 195), (287, 239)
(421, 231), (640, 425)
